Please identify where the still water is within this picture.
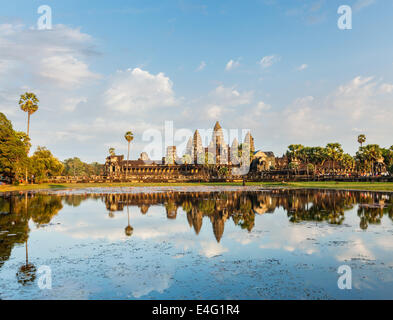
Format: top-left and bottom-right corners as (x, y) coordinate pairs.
(0, 186), (392, 300)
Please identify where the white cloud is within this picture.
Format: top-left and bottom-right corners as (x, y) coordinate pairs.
(206, 104), (222, 119)
(196, 61), (206, 71)
(354, 0), (376, 11)
(209, 85), (253, 107)
(297, 64), (308, 71)
(39, 55), (99, 88)
(248, 76), (393, 153)
(0, 24), (100, 89)
(254, 101), (271, 116)
(379, 83), (393, 94)
(225, 59), (240, 71)
(259, 55), (279, 68)
(105, 68), (178, 112)
(62, 97), (88, 112)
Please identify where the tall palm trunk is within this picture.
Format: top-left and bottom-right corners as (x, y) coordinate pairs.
(25, 113), (31, 184)
(126, 142), (130, 180)
(27, 113), (31, 137)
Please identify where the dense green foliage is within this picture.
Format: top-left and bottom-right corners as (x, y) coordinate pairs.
(1, 113), (68, 182)
(286, 138), (393, 174)
(0, 113), (29, 178)
(30, 147), (64, 181)
(62, 157), (103, 176)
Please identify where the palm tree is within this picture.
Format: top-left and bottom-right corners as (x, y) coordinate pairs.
(341, 153), (355, 173)
(286, 144), (304, 163)
(124, 131), (134, 179)
(19, 93), (39, 183)
(325, 143), (344, 172)
(355, 144), (382, 174)
(358, 134), (366, 148)
(19, 93), (39, 137)
(288, 162), (299, 174)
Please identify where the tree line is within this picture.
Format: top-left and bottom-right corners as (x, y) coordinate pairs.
(285, 136), (393, 175)
(0, 92), (103, 184)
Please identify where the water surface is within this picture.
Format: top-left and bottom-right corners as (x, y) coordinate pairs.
(0, 187), (392, 299)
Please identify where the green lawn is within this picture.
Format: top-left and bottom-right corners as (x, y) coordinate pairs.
(1, 181), (393, 192)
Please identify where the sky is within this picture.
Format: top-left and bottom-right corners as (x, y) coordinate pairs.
(1, 0), (393, 162)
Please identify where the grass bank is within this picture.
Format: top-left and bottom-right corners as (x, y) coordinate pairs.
(1, 181), (393, 193)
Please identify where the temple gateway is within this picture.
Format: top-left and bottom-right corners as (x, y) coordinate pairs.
(104, 121), (276, 181)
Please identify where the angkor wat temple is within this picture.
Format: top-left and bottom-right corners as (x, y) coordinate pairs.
(104, 121), (276, 181)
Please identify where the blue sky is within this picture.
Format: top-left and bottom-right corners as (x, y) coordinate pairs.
(1, 0), (393, 162)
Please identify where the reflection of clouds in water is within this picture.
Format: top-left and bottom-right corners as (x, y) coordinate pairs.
(134, 224), (189, 240)
(53, 225), (128, 242)
(51, 202), (227, 259)
(199, 241), (228, 258)
(258, 227), (321, 254)
(375, 238), (393, 251)
(335, 238), (376, 262)
(109, 267), (173, 299)
(255, 221), (331, 255)
(103, 243), (176, 298)
(132, 273), (172, 298)
(51, 203), (190, 241)
(41, 281), (90, 300)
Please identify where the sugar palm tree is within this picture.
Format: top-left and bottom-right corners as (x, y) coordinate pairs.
(286, 144), (304, 163)
(358, 134), (366, 148)
(19, 93), (39, 137)
(19, 92), (39, 183)
(124, 131), (134, 179)
(325, 143), (344, 172)
(341, 153), (355, 172)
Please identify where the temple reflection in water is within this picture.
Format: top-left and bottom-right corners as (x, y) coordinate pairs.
(1, 189), (392, 298)
(1, 190), (392, 263)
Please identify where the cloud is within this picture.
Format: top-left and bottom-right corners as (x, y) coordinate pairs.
(258, 55), (279, 68)
(245, 76), (393, 153)
(209, 85), (253, 107)
(297, 64), (308, 71)
(105, 68), (178, 112)
(225, 59), (240, 71)
(379, 83), (393, 94)
(354, 0), (376, 11)
(0, 24), (100, 89)
(196, 61), (206, 71)
(39, 55), (99, 88)
(62, 97), (88, 112)
(254, 101), (271, 115)
(205, 104), (222, 119)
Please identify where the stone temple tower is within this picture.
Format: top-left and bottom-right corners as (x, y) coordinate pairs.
(244, 131), (255, 154)
(192, 130), (203, 164)
(209, 121), (228, 164)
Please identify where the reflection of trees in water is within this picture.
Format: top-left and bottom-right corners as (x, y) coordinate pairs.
(101, 190), (393, 238)
(1, 190), (392, 270)
(0, 197), (30, 270)
(124, 198), (133, 237)
(16, 239), (36, 286)
(357, 194), (393, 230)
(0, 194), (62, 276)
(283, 190), (354, 225)
(63, 195), (84, 207)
